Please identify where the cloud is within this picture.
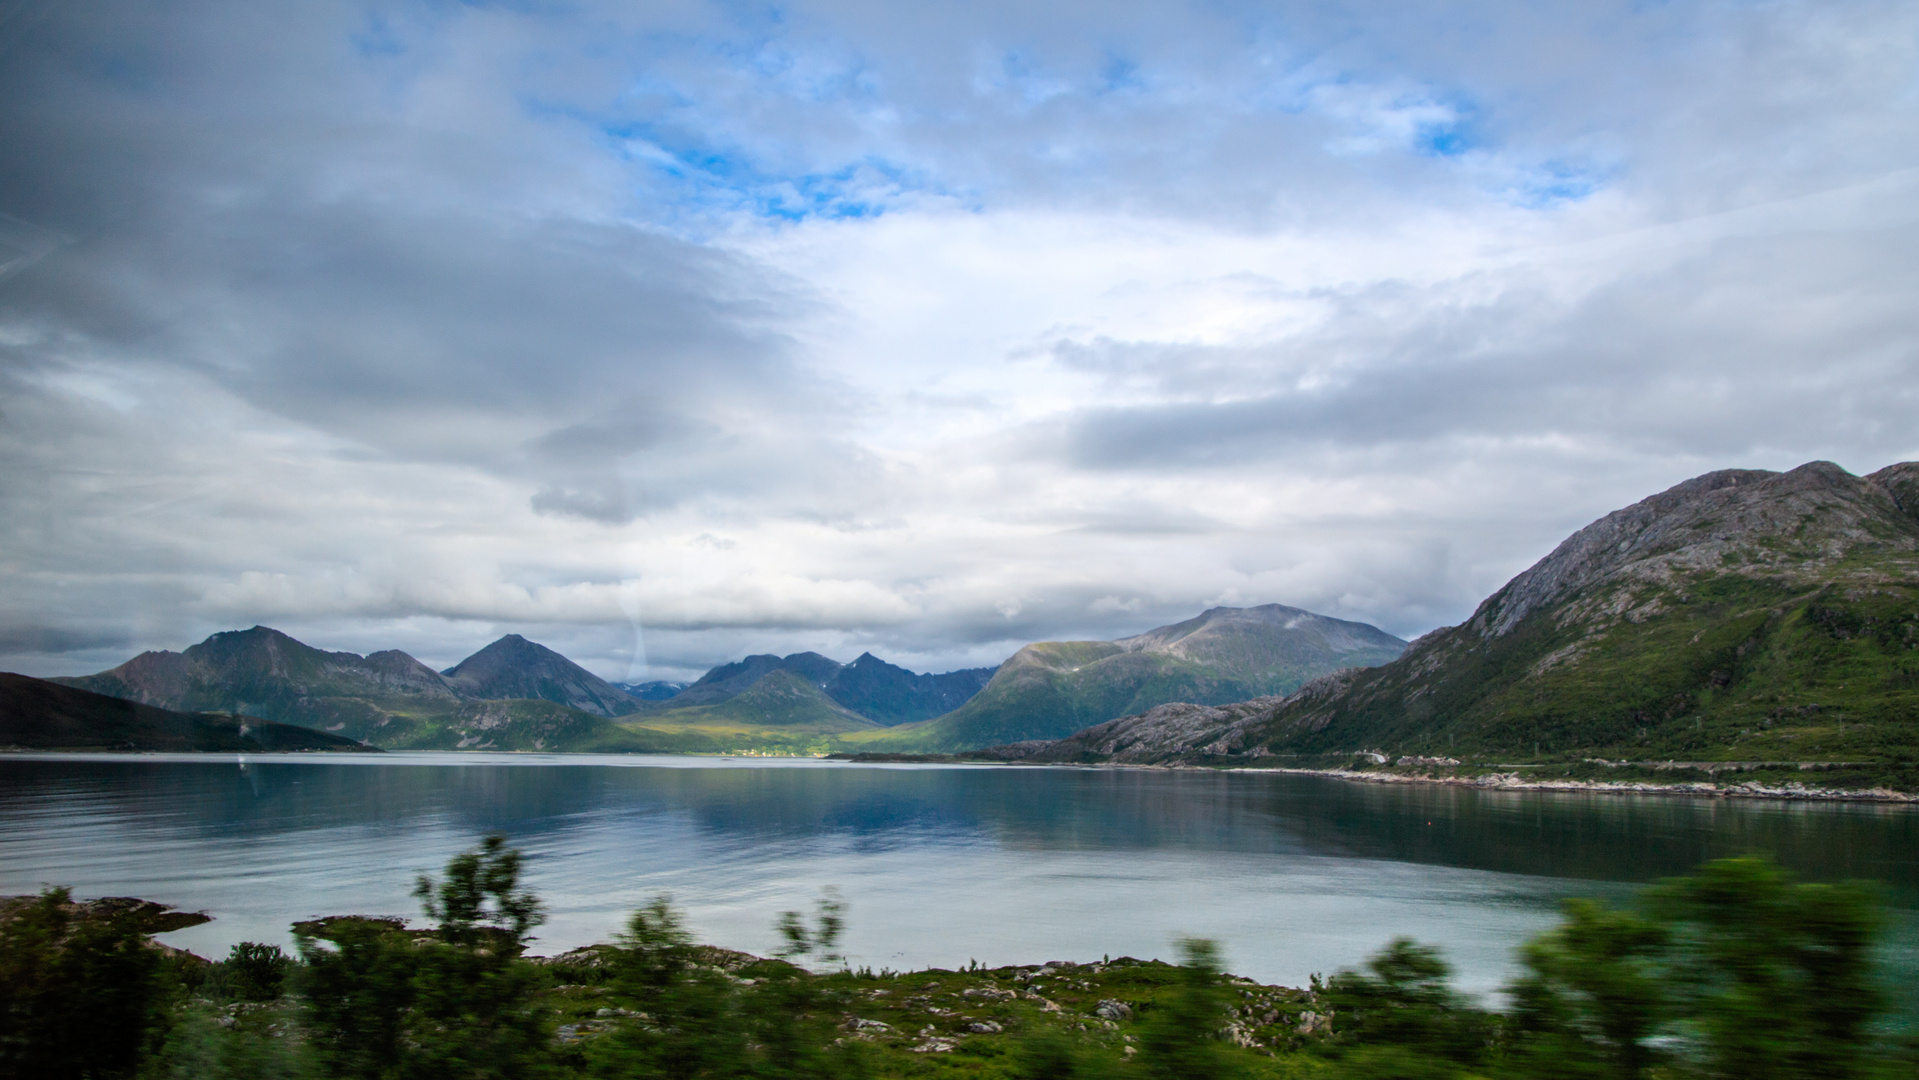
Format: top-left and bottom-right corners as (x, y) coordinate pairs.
(1, 0), (1916, 682)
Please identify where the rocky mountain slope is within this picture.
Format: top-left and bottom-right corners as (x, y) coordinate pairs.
(0, 673), (370, 752)
(653, 651), (996, 725)
(989, 461), (1919, 767)
(440, 634), (639, 717)
(846, 604), (1407, 752)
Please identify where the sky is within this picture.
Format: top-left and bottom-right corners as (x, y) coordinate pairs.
(1, 0), (1916, 683)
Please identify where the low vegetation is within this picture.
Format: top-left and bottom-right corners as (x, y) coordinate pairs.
(1, 839), (1912, 1079)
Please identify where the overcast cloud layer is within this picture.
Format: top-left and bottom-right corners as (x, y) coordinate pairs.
(2, 0), (1916, 681)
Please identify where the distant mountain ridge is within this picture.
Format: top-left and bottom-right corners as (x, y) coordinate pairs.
(50, 626), (1000, 751)
(658, 651), (997, 725)
(845, 603), (1408, 752)
(49, 627), (681, 751)
(617, 680), (690, 701)
(989, 460), (1919, 768)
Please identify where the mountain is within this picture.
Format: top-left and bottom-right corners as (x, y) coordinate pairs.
(844, 604), (1408, 752)
(54, 626), (462, 741)
(638, 669), (879, 731)
(440, 635), (639, 717)
(663, 652), (846, 708)
(0, 673), (369, 752)
(617, 680), (691, 701)
(650, 651), (998, 725)
(52, 626), (672, 750)
(823, 653), (997, 724)
(620, 670), (882, 757)
(991, 461), (1919, 767)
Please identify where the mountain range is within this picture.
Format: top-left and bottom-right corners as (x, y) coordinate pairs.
(47, 627), (690, 752)
(17, 459), (1917, 772)
(842, 604), (1409, 752)
(31, 601), (1404, 754)
(987, 460), (1919, 770)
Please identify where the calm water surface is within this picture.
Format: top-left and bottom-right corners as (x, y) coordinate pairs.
(2, 753), (1916, 1001)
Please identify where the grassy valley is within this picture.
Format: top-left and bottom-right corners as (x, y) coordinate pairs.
(618, 670), (883, 755)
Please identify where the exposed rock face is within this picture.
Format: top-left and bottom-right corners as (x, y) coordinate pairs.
(983, 461), (1919, 766)
(441, 634), (639, 717)
(970, 696), (1288, 764)
(981, 672), (1355, 764)
(1469, 461), (1918, 639)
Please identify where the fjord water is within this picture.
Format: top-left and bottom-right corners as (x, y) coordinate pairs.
(2, 755), (1916, 999)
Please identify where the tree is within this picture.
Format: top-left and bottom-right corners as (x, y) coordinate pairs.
(406, 835), (552, 1080)
(0, 888), (166, 1080)
(1506, 900), (1670, 1079)
(295, 916), (421, 1080)
(297, 836), (552, 1080)
(1137, 938), (1240, 1080)
(588, 896), (745, 1080)
(1647, 856), (1883, 1080)
(741, 891), (865, 1080)
(227, 941), (293, 1002)
(1323, 937), (1496, 1072)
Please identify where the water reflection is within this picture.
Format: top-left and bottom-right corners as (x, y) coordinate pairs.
(1, 754), (1914, 999)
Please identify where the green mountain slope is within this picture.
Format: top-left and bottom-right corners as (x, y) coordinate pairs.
(631, 670), (881, 735)
(379, 698), (718, 753)
(643, 650), (997, 725)
(0, 673), (369, 752)
(846, 605), (1407, 752)
(1002, 460), (1919, 770)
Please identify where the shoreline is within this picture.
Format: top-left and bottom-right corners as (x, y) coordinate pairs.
(1221, 764), (1919, 803)
(8, 746), (1916, 803)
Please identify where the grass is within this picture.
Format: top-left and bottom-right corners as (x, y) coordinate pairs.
(1256, 574), (1919, 770)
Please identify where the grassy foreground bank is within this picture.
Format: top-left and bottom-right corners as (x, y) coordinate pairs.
(2, 839), (1913, 1080)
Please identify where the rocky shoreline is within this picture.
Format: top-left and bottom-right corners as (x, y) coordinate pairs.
(1231, 765), (1919, 803)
